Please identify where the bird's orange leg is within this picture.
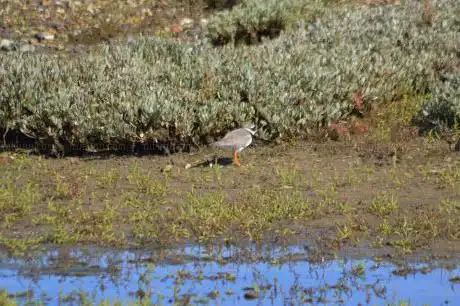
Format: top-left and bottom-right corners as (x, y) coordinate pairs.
(232, 151), (241, 167)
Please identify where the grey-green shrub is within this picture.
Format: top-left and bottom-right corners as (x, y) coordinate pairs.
(0, 0), (458, 153)
(204, 0), (324, 45)
(418, 71), (460, 130)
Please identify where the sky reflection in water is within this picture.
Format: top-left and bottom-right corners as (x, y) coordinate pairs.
(0, 245), (459, 305)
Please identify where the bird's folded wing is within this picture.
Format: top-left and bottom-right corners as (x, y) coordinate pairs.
(211, 131), (239, 147)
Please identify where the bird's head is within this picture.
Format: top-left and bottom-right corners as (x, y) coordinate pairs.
(242, 123), (257, 135)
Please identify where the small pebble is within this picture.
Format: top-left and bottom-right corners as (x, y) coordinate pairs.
(0, 39), (14, 51)
(87, 4), (95, 14)
(180, 17), (194, 29)
(243, 289), (259, 300)
(200, 18), (208, 26)
(35, 32), (55, 42)
(50, 22), (65, 30)
(161, 164), (173, 173)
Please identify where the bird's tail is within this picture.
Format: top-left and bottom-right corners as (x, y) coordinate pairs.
(209, 140), (220, 148)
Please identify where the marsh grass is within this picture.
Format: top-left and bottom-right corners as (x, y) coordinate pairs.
(351, 262), (366, 278)
(331, 185), (460, 254)
(0, 285), (435, 306)
(97, 168), (121, 188)
(368, 192), (399, 217)
(372, 199), (460, 254)
(275, 166), (304, 187)
(417, 161), (460, 191)
(0, 135), (458, 257)
(0, 174), (40, 227)
(435, 165), (460, 190)
(34, 197), (121, 245)
(372, 95), (427, 143)
(0, 153), (331, 251)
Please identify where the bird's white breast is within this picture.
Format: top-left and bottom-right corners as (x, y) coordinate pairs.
(236, 135), (252, 153)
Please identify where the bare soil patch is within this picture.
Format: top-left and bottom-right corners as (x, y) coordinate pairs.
(1, 135), (458, 260)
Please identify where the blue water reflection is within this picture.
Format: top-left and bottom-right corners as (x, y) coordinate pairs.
(0, 245), (459, 305)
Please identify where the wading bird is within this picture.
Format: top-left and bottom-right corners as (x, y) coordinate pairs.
(211, 123), (257, 167)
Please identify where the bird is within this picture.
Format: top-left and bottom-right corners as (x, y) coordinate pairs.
(210, 123), (257, 167)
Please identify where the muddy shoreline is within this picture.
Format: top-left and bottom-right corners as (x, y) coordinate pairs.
(1, 137), (459, 262)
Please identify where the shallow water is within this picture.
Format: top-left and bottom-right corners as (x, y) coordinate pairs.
(1, 245), (459, 305)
